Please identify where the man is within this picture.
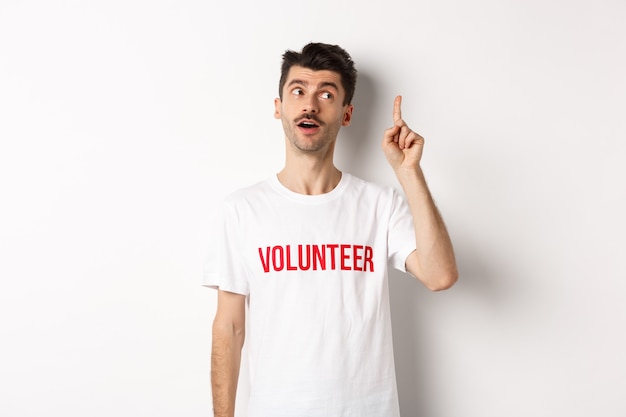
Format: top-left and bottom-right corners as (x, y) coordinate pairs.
(205, 42), (458, 417)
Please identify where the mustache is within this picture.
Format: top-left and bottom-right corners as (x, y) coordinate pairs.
(295, 114), (324, 125)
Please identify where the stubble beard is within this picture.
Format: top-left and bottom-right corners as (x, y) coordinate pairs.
(283, 118), (342, 154)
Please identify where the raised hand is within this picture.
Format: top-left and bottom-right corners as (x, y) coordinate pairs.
(381, 95), (424, 171)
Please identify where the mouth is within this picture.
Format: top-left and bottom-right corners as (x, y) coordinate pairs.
(297, 120), (320, 128)
(296, 117), (322, 134)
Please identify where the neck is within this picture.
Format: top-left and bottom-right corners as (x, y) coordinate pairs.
(277, 155), (342, 195)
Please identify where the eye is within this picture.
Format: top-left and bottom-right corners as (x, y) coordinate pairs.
(291, 88), (304, 96)
(320, 92), (333, 99)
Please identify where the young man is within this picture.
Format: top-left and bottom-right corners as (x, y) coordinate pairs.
(205, 42), (458, 417)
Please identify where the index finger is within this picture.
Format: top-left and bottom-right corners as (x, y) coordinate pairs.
(393, 95), (402, 123)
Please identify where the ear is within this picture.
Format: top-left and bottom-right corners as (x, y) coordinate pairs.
(274, 98), (282, 119)
(342, 104), (354, 127)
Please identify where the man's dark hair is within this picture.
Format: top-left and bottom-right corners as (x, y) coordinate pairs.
(278, 42), (357, 106)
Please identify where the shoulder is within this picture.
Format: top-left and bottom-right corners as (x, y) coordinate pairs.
(344, 173), (399, 199)
(343, 174), (409, 218)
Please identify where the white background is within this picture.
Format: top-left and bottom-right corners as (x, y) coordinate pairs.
(1, 0), (625, 416)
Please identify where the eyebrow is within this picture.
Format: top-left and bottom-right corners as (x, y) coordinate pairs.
(287, 79), (340, 91)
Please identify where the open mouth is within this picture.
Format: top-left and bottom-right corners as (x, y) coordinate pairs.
(298, 121), (319, 128)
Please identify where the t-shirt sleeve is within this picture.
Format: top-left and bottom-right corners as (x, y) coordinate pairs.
(202, 200), (250, 295)
(387, 189), (417, 273)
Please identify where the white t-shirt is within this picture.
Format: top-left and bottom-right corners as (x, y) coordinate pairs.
(204, 173), (416, 417)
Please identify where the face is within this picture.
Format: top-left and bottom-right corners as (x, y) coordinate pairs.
(274, 65), (353, 154)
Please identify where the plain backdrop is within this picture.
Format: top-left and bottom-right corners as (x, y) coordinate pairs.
(1, 0), (625, 416)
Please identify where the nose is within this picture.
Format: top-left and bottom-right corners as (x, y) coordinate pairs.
(302, 95), (318, 113)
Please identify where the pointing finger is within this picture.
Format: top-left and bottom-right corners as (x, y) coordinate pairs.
(393, 95), (402, 123)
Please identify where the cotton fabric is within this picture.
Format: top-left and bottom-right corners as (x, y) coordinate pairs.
(204, 173), (416, 417)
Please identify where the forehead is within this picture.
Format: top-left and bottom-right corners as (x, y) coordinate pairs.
(284, 65), (344, 92)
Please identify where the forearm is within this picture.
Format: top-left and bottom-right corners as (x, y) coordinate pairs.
(395, 166), (458, 290)
(211, 323), (244, 417)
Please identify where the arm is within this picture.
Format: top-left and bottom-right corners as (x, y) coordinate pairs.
(211, 289), (246, 417)
(382, 95), (458, 291)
